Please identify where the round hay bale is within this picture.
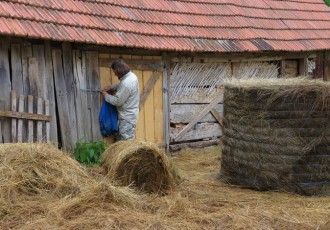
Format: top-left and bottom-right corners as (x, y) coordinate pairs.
(101, 141), (180, 194)
(0, 143), (92, 201)
(220, 78), (330, 196)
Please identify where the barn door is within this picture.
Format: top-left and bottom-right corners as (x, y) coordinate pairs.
(99, 54), (164, 145)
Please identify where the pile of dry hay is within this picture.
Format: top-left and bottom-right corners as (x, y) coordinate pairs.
(101, 141), (180, 194)
(0, 143), (143, 229)
(220, 78), (330, 196)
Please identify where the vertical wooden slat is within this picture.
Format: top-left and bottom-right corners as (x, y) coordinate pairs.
(45, 100), (50, 142)
(154, 71), (163, 144)
(298, 58), (308, 76)
(163, 53), (171, 152)
(52, 49), (74, 150)
(28, 95), (34, 142)
(32, 45), (47, 99)
(17, 95), (24, 142)
(86, 51), (102, 141)
(11, 44), (24, 95)
(0, 37), (12, 143)
(11, 91), (17, 143)
(44, 41), (58, 143)
(28, 57), (41, 98)
(315, 51), (325, 79)
(22, 44), (32, 97)
(21, 44), (32, 141)
(37, 97), (43, 142)
(62, 43), (78, 143)
(73, 50), (91, 141)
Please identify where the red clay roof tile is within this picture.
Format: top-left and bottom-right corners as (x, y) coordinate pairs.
(0, 0), (330, 52)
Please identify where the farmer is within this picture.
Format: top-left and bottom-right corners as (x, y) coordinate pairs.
(102, 58), (139, 141)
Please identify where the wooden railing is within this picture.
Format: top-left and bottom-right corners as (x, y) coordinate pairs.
(0, 91), (51, 143)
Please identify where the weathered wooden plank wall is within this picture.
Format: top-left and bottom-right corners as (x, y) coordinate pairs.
(168, 61), (282, 150)
(0, 37), (102, 150)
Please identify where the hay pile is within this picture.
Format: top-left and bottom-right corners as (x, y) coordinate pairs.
(0, 143), (143, 229)
(101, 141), (180, 194)
(220, 78), (330, 196)
(0, 143), (329, 229)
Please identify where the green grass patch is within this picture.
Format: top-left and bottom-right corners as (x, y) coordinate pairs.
(73, 141), (106, 166)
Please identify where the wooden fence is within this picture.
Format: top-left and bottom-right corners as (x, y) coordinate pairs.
(0, 91), (51, 143)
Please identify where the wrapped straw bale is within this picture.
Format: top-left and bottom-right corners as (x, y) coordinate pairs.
(220, 78), (330, 196)
(101, 141), (180, 194)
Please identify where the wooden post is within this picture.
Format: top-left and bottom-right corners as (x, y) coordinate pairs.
(298, 58), (308, 76)
(315, 51), (325, 79)
(37, 97), (43, 143)
(45, 100), (50, 143)
(27, 95), (34, 142)
(11, 91), (17, 143)
(162, 53), (171, 153)
(17, 95), (24, 142)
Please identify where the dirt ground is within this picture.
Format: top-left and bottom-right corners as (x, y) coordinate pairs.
(83, 145), (330, 229)
(1, 144), (329, 229)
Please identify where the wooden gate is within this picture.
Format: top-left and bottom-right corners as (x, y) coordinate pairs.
(0, 91), (51, 143)
(99, 54), (164, 145)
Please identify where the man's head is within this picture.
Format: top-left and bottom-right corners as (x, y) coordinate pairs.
(111, 58), (130, 79)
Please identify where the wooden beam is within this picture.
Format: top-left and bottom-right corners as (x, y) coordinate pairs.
(0, 110), (51, 121)
(99, 58), (163, 71)
(27, 95), (33, 142)
(139, 71), (161, 110)
(170, 139), (220, 153)
(11, 91), (17, 143)
(17, 95), (24, 142)
(210, 108), (223, 128)
(172, 94), (223, 142)
(162, 52), (171, 153)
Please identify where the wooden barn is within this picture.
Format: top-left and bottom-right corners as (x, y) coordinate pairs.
(0, 0), (329, 151)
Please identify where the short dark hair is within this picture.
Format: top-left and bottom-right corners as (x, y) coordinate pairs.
(111, 58), (130, 78)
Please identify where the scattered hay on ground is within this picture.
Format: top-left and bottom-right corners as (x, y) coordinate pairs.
(0, 143), (329, 229)
(101, 141), (181, 194)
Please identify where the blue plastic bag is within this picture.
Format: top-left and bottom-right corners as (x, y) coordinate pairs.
(99, 100), (118, 137)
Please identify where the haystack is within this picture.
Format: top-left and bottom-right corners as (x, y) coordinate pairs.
(0, 143), (144, 229)
(220, 78), (330, 196)
(0, 143), (91, 200)
(101, 141), (180, 194)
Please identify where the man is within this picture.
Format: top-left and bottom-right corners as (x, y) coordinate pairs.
(102, 58), (139, 141)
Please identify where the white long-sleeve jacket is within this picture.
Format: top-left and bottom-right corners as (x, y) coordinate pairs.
(104, 71), (139, 125)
